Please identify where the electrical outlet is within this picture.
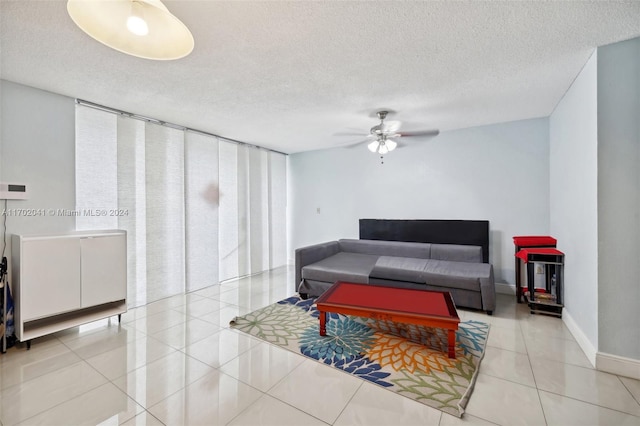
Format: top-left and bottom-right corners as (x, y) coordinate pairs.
(316, 207), (321, 214)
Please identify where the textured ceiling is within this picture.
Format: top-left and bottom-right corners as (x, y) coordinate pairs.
(1, 1), (640, 154)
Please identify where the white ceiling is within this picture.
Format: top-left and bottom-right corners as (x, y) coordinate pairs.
(1, 1), (640, 154)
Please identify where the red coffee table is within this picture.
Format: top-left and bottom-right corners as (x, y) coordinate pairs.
(315, 281), (460, 358)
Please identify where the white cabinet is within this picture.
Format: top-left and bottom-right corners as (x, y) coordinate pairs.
(11, 230), (127, 346)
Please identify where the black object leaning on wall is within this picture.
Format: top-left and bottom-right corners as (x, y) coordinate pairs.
(359, 219), (490, 263)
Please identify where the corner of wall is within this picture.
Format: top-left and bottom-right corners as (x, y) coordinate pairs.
(549, 50), (599, 357)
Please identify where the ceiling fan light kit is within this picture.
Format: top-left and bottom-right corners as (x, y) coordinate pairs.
(367, 138), (397, 155)
(67, 0), (194, 60)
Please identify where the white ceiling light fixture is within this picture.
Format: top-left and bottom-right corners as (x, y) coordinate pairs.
(67, 0), (194, 60)
(367, 136), (398, 155)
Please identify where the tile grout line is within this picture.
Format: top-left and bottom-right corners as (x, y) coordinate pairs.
(522, 311), (549, 425)
(326, 379), (365, 425)
(242, 355), (334, 423)
(617, 375), (640, 407)
(9, 361), (119, 426)
(143, 409), (167, 426)
(539, 388), (640, 418)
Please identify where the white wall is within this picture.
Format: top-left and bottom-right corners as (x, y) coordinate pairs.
(597, 38), (640, 360)
(549, 52), (599, 359)
(289, 117), (550, 283)
(0, 80), (76, 281)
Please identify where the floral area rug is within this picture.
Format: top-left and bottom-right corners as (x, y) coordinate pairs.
(230, 296), (489, 417)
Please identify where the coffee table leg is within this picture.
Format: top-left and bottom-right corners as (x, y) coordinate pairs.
(448, 329), (456, 359)
(319, 311), (326, 336)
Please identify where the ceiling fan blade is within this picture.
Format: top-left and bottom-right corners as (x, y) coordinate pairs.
(398, 129), (440, 138)
(341, 139), (370, 148)
(334, 131), (368, 137)
(382, 120), (401, 133)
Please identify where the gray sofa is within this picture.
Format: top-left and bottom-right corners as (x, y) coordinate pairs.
(295, 239), (495, 314)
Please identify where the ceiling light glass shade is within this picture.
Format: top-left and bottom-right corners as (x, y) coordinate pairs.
(367, 141), (379, 153)
(378, 143), (389, 155)
(385, 139), (397, 152)
(126, 1), (148, 36)
(67, 0), (194, 60)
(126, 15), (148, 36)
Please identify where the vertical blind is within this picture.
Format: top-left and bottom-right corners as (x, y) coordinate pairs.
(75, 104), (287, 307)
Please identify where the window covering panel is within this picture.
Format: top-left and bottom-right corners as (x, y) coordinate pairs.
(116, 117), (147, 306)
(75, 104), (287, 307)
(249, 148), (270, 273)
(269, 152), (287, 269)
(218, 140), (239, 282)
(144, 123), (186, 302)
(185, 131), (219, 292)
(75, 106), (117, 230)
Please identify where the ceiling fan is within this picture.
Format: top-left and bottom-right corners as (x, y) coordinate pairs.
(339, 111), (439, 155)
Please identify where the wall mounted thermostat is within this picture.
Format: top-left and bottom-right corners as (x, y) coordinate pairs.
(0, 182), (28, 200)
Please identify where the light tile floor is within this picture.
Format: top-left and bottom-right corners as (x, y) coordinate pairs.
(1, 266), (640, 425)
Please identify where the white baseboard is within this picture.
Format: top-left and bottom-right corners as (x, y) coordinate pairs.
(562, 309), (597, 367)
(596, 352), (640, 380)
(495, 281), (515, 295)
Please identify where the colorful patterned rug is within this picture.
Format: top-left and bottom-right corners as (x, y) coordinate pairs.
(230, 296), (489, 417)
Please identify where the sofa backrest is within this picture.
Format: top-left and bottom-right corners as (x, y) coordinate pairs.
(359, 219), (490, 262)
(338, 239), (431, 258)
(430, 244), (483, 263)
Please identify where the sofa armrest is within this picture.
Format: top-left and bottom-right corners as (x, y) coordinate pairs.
(479, 264), (496, 312)
(295, 241), (340, 292)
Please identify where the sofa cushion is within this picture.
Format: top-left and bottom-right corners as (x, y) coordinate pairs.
(422, 259), (491, 291)
(338, 239), (431, 258)
(301, 252), (378, 284)
(369, 256), (429, 283)
(430, 244), (483, 263)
